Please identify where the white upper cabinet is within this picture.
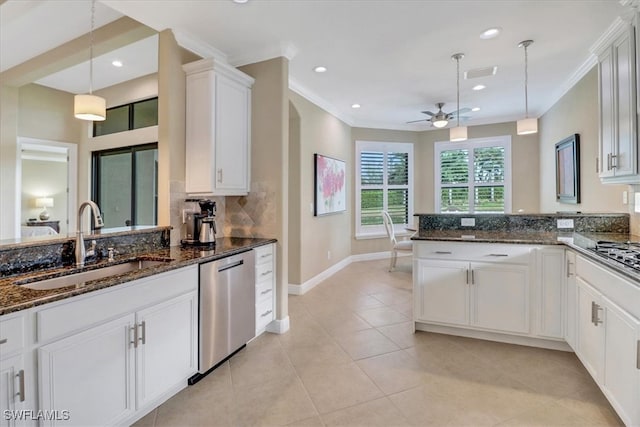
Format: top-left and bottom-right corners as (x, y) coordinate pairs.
(184, 58), (254, 196)
(595, 19), (638, 183)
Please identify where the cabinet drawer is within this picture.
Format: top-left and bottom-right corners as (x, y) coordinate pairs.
(256, 262), (274, 282)
(36, 266), (198, 343)
(256, 298), (274, 331)
(256, 279), (274, 304)
(0, 314), (25, 356)
(255, 244), (274, 265)
(414, 242), (533, 264)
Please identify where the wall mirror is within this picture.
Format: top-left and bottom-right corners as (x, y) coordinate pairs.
(555, 133), (580, 204)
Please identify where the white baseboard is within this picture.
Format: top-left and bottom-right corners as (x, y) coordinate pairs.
(266, 316), (290, 334)
(414, 322), (572, 352)
(288, 251), (411, 295)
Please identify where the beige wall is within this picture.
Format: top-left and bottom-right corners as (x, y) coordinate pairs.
(351, 128), (419, 255)
(238, 57), (289, 321)
(539, 66), (627, 213)
(289, 91), (352, 284)
(18, 84), (82, 142)
(0, 85), (19, 238)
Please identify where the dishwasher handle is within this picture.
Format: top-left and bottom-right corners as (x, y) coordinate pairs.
(217, 260), (244, 273)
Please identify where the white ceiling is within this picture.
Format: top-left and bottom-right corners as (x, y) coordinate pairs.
(1, 0), (630, 131)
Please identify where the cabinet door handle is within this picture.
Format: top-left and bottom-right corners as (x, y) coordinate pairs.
(260, 310), (273, 318)
(607, 153), (612, 171)
(260, 288), (272, 295)
(566, 259), (574, 278)
(16, 370), (25, 402)
(260, 270), (273, 276)
(217, 168), (223, 183)
(465, 269), (469, 285)
(434, 251), (452, 255)
(611, 154), (617, 169)
(488, 253), (509, 257)
(591, 302), (603, 325)
(139, 321), (146, 345)
(637, 340), (640, 370)
(471, 269), (475, 285)
(0, 338), (7, 345)
(596, 157), (599, 174)
(130, 325), (138, 348)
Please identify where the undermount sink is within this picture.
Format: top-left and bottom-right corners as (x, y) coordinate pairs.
(17, 259), (172, 291)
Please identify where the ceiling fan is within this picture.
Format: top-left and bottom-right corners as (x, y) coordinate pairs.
(407, 102), (471, 127)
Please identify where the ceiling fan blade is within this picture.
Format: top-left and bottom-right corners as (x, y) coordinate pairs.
(406, 119), (429, 124)
(450, 107), (472, 116)
(420, 111), (435, 116)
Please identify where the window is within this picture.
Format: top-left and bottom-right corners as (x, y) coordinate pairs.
(93, 97), (158, 137)
(435, 136), (511, 213)
(356, 141), (413, 237)
(92, 143), (158, 228)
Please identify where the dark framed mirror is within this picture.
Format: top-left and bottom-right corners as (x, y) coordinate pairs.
(555, 133), (580, 204)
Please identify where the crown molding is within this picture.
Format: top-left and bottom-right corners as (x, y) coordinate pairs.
(289, 78), (354, 126)
(173, 29), (228, 62)
(229, 42), (298, 67)
(590, 17), (628, 55)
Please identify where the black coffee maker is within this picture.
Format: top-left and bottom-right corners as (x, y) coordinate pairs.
(197, 199), (216, 244)
(182, 199), (216, 247)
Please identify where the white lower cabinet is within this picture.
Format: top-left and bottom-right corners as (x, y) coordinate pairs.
(32, 266), (198, 426)
(0, 355), (26, 427)
(413, 244), (530, 335)
(38, 314), (136, 427)
(575, 255), (640, 426)
(254, 244), (276, 336)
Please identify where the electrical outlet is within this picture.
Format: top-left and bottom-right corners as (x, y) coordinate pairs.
(623, 191), (628, 205)
(557, 219), (574, 229)
(461, 218), (475, 227)
(635, 193), (640, 213)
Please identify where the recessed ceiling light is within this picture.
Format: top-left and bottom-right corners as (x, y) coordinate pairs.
(472, 107), (481, 112)
(313, 66), (327, 73)
(472, 84), (486, 91)
(232, 0), (249, 3)
(112, 60), (123, 67)
(480, 27), (502, 39)
(351, 104), (361, 109)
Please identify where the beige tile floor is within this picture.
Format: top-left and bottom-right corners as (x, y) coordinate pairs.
(135, 258), (623, 427)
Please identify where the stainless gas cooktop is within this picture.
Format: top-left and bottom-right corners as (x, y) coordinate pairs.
(589, 241), (640, 271)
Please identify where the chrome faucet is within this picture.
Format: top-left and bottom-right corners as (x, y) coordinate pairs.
(76, 201), (104, 267)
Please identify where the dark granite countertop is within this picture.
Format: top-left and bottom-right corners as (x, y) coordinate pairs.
(0, 237), (276, 316)
(413, 230), (640, 285)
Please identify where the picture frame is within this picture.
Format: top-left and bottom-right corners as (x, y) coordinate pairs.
(314, 153), (346, 216)
(555, 134), (580, 204)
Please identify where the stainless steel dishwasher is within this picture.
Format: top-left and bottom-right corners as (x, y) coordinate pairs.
(189, 250), (255, 384)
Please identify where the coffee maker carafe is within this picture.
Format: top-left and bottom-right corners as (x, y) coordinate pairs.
(197, 199), (216, 244)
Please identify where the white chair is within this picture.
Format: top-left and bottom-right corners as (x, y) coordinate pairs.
(382, 211), (414, 271)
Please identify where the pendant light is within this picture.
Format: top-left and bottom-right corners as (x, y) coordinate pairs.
(74, 0), (106, 121)
(516, 40), (537, 135)
(450, 53), (467, 141)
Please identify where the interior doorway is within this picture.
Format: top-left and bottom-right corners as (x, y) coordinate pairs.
(18, 137), (78, 237)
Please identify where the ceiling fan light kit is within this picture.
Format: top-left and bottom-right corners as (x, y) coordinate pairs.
(516, 39), (537, 135)
(74, 0), (106, 122)
(450, 53), (467, 142)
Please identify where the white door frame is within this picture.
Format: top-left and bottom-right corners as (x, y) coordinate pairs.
(17, 137), (78, 236)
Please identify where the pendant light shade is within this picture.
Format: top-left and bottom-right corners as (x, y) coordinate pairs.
(74, 94), (106, 121)
(75, 0), (106, 122)
(450, 53), (467, 141)
(516, 40), (537, 135)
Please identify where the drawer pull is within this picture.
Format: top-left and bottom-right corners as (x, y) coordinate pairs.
(260, 310), (273, 318)
(591, 301), (603, 325)
(260, 253), (271, 259)
(16, 370), (25, 402)
(488, 253), (509, 257)
(260, 289), (272, 295)
(260, 270), (273, 276)
(434, 251), (452, 255)
(0, 338), (7, 345)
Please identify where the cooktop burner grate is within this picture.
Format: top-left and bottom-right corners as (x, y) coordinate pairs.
(589, 241), (640, 271)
